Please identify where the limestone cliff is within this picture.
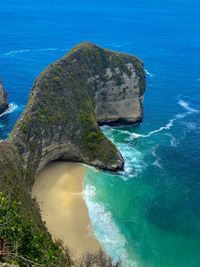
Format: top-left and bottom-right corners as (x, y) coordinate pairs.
(0, 81), (8, 114)
(9, 42), (145, 181)
(0, 42), (145, 227)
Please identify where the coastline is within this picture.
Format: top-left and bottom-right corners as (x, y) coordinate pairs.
(31, 161), (100, 258)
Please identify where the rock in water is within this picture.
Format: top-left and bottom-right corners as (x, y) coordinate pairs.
(9, 42), (146, 179)
(0, 81), (8, 114)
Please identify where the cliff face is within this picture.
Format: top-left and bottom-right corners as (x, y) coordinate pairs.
(0, 81), (8, 114)
(0, 141), (44, 227)
(9, 42), (145, 181)
(95, 59), (145, 125)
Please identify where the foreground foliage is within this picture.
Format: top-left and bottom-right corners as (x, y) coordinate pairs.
(0, 192), (72, 266)
(0, 192), (120, 267)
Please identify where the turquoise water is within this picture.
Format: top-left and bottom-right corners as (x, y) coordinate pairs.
(0, 0), (200, 266)
(84, 106), (200, 266)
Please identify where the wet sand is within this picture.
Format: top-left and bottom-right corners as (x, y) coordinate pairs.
(31, 161), (100, 257)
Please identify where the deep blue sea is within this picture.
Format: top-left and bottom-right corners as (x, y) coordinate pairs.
(0, 1), (200, 266)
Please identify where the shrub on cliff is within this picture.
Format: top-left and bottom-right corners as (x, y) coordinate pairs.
(0, 192), (72, 266)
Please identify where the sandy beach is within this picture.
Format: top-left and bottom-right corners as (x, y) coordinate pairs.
(31, 161), (100, 257)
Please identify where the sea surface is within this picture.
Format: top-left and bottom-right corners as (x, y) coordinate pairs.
(0, 1), (200, 266)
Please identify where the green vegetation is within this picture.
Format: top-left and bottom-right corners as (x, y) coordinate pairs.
(0, 192), (121, 266)
(21, 116), (31, 134)
(78, 98), (117, 165)
(79, 109), (105, 153)
(53, 75), (59, 83)
(78, 94), (106, 159)
(0, 192), (72, 267)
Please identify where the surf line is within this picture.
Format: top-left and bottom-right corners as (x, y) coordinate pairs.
(0, 103), (18, 118)
(116, 99), (199, 139)
(145, 69), (154, 78)
(2, 48), (70, 57)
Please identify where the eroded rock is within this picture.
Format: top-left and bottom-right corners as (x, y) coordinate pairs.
(0, 81), (8, 114)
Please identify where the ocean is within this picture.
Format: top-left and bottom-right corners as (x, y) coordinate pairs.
(0, 0), (200, 266)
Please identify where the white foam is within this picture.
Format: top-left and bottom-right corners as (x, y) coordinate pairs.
(101, 99), (199, 176)
(153, 160), (162, 169)
(84, 184), (97, 198)
(165, 133), (177, 147)
(101, 125), (115, 140)
(3, 47), (64, 57)
(115, 129), (143, 139)
(145, 69), (154, 77)
(101, 127), (147, 179)
(151, 145), (162, 168)
(178, 99), (199, 113)
(4, 49), (31, 56)
(130, 132), (143, 138)
(118, 143), (147, 179)
(128, 99), (199, 140)
(0, 103), (18, 118)
(182, 121), (197, 131)
(84, 184), (137, 267)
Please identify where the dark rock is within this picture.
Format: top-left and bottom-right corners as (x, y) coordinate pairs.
(0, 81), (8, 114)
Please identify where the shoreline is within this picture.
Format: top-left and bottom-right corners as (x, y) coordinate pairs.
(31, 161), (100, 258)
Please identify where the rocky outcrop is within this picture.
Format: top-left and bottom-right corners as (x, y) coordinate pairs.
(0, 81), (8, 114)
(95, 63), (145, 125)
(9, 42), (145, 181)
(0, 42), (145, 228)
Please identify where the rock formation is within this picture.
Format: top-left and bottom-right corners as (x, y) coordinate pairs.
(10, 42), (145, 179)
(0, 81), (8, 114)
(0, 42), (145, 226)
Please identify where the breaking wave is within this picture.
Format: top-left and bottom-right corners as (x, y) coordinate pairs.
(118, 100), (199, 140)
(0, 103), (18, 118)
(2, 47), (69, 57)
(84, 184), (137, 267)
(145, 69), (154, 77)
(101, 126), (147, 179)
(178, 99), (198, 113)
(117, 143), (147, 179)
